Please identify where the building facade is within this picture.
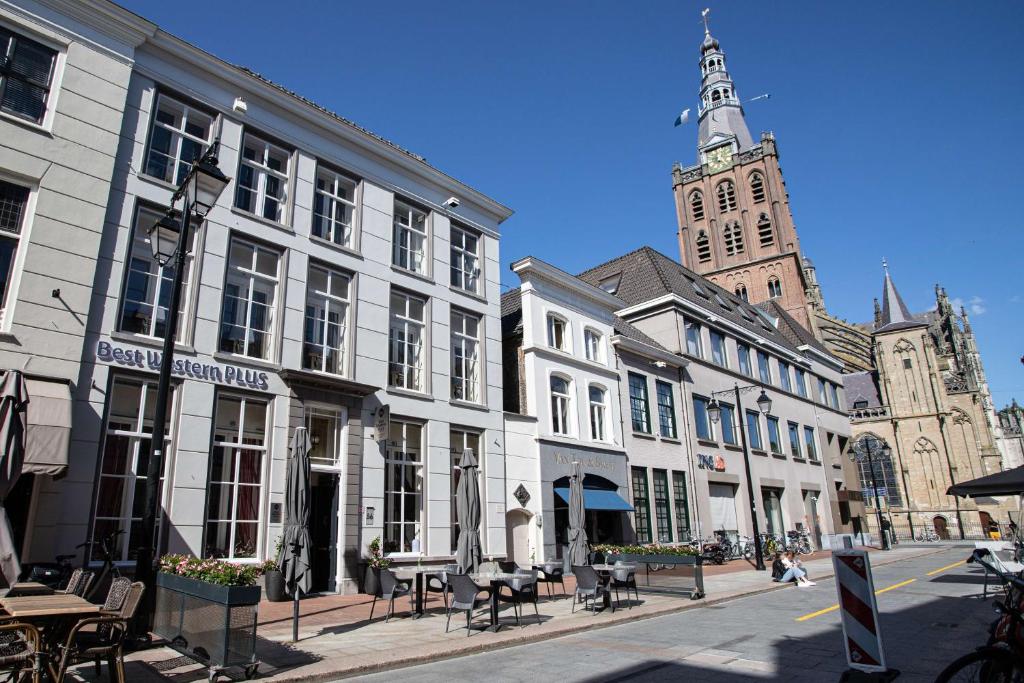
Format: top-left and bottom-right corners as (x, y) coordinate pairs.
(996, 401), (1023, 471)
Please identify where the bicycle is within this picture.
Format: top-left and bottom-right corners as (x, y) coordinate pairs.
(916, 528), (940, 542)
(935, 549), (1024, 681)
(25, 529), (124, 601)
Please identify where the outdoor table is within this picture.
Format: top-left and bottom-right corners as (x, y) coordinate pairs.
(391, 566), (448, 618)
(0, 593), (100, 680)
(469, 572), (516, 631)
(2, 582), (54, 598)
(589, 563), (637, 611)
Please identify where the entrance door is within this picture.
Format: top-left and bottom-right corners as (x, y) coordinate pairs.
(709, 484), (738, 537)
(309, 472), (339, 592)
(761, 488), (784, 537)
(803, 490), (822, 550)
(979, 511), (996, 538)
(933, 515), (950, 541)
(505, 510), (531, 565)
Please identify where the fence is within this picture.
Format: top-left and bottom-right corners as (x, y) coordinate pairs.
(869, 510), (994, 542)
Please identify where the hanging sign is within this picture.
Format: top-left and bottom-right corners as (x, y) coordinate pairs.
(373, 405), (390, 442)
(697, 454), (726, 472)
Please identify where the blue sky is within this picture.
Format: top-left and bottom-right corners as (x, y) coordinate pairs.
(121, 0), (1024, 407)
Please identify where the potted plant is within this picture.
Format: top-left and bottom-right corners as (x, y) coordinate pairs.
(363, 536), (390, 596)
(261, 537), (286, 602)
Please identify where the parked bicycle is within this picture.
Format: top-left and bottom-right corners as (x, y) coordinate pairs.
(916, 528), (940, 542)
(23, 529), (124, 601)
(759, 533), (781, 558)
(785, 530), (813, 556)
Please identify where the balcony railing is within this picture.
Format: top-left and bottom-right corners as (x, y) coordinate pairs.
(849, 405), (889, 421)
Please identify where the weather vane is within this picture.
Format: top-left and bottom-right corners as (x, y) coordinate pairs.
(882, 257), (889, 275)
(701, 8), (711, 34)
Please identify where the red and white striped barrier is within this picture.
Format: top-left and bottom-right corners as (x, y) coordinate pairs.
(832, 550), (887, 673)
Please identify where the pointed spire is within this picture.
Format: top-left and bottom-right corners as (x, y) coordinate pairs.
(873, 298), (882, 328)
(696, 11), (754, 152)
(877, 261), (925, 332)
(961, 305), (974, 335)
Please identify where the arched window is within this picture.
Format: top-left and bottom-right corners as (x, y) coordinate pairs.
(723, 222), (744, 256)
(546, 314), (567, 351)
(589, 385), (607, 441)
(723, 88), (731, 99)
(750, 173), (766, 203)
(757, 213), (773, 248)
(584, 327), (603, 363)
(695, 230), (711, 262)
(767, 277), (782, 298)
(717, 181), (737, 212)
(854, 435), (903, 508)
(711, 90), (721, 102)
(550, 375), (572, 435)
(689, 190), (705, 221)
(734, 284), (748, 302)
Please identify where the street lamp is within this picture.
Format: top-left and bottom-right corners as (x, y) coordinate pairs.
(135, 142), (230, 629)
(850, 435), (892, 551)
(708, 383), (772, 571)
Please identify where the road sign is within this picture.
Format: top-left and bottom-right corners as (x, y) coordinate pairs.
(832, 549), (887, 673)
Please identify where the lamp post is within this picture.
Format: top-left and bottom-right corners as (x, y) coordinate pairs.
(850, 435), (891, 551)
(134, 143), (230, 627)
(708, 384), (772, 571)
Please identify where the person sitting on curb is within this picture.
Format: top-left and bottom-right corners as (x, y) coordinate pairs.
(776, 551), (815, 587)
(771, 552), (786, 581)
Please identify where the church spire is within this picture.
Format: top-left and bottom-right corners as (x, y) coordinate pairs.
(877, 259), (925, 332)
(697, 9), (754, 152)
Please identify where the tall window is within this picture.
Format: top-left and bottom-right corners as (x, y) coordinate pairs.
(589, 385), (607, 441)
(788, 421), (802, 458)
(795, 368), (808, 398)
(219, 239), (280, 360)
(312, 166), (357, 248)
(695, 230), (711, 262)
(119, 205), (196, 341)
(384, 420), (423, 554)
(817, 377), (827, 404)
(392, 200), (428, 274)
(628, 373), (651, 433)
(693, 395), (713, 441)
(584, 328), (602, 362)
(0, 180), (29, 324)
(720, 404), (737, 445)
(717, 181), (737, 212)
(804, 426), (818, 461)
(450, 225), (480, 293)
(757, 350), (772, 384)
(547, 314), (567, 350)
(766, 416), (782, 453)
(735, 284), (748, 302)
(737, 342), (752, 377)
(388, 290), (426, 391)
(829, 383), (841, 410)
(710, 330), (728, 367)
(856, 448), (903, 508)
(305, 407), (344, 468)
(689, 191), (704, 221)
(750, 172), (766, 203)
(450, 429), (480, 552)
(206, 394), (268, 559)
(767, 277), (782, 298)
(746, 410), (763, 450)
(92, 377), (174, 562)
(652, 470), (672, 543)
(303, 264), (351, 375)
(450, 309), (481, 403)
(656, 381), (677, 439)
(685, 318), (703, 358)
(757, 214), (773, 247)
(723, 222), (744, 255)
(144, 94), (213, 186)
(672, 472), (690, 541)
(234, 132), (290, 223)
(631, 467), (651, 544)
(778, 361), (792, 392)
(0, 26), (57, 124)
(550, 375), (572, 435)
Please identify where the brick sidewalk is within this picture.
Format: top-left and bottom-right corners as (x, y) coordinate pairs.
(69, 545), (948, 682)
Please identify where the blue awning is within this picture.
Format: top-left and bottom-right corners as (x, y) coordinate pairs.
(554, 487), (633, 512)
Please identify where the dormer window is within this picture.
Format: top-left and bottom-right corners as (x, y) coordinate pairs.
(717, 181), (737, 212)
(750, 173), (766, 203)
(689, 191), (705, 221)
(547, 314), (567, 351)
(598, 274), (620, 295)
(695, 230), (711, 263)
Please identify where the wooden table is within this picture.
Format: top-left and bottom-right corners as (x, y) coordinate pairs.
(0, 594), (100, 680)
(470, 572), (516, 631)
(2, 582), (55, 598)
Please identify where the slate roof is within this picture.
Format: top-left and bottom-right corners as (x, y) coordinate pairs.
(843, 371), (882, 409)
(877, 269), (927, 333)
(758, 300), (832, 356)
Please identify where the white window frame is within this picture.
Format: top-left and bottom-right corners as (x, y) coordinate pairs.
(795, 368), (809, 398)
(685, 318), (703, 358)
(392, 199), (429, 275)
(311, 165), (358, 249)
(757, 350), (772, 384)
(0, 22), (64, 131)
(305, 405), (347, 470)
(218, 238), (281, 361)
(737, 342), (752, 377)
(710, 330), (728, 368)
(0, 175), (37, 331)
(234, 131), (291, 224)
(389, 290), (427, 392)
(384, 419), (424, 556)
(588, 384), (608, 442)
(804, 426), (818, 461)
(550, 374), (573, 436)
(143, 92), (215, 187)
(303, 263), (351, 376)
(778, 361), (792, 392)
(584, 327), (603, 363)
(547, 313), (568, 351)
(450, 308), (482, 403)
(450, 224), (481, 294)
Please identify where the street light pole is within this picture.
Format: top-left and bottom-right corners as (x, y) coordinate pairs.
(733, 384), (766, 571)
(864, 438), (890, 551)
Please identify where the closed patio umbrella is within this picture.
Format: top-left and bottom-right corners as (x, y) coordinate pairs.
(568, 461), (589, 567)
(455, 447), (481, 573)
(0, 371), (28, 587)
(279, 427), (312, 641)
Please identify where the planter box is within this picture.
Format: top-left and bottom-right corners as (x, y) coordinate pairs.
(605, 553), (702, 566)
(153, 572), (260, 680)
(605, 553), (705, 599)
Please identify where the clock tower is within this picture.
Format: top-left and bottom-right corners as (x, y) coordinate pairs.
(673, 18), (816, 332)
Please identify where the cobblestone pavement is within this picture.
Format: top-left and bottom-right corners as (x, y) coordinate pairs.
(348, 547), (991, 682)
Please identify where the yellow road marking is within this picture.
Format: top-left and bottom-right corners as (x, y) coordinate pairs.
(795, 578), (917, 622)
(926, 560), (965, 576)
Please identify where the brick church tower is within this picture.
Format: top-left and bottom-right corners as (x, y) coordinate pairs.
(673, 19), (815, 331)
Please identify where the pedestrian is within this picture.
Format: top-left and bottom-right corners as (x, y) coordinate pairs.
(771, 552), (785, 581)
(778, 551), (815, 587)
(988, 519), (1001, 541)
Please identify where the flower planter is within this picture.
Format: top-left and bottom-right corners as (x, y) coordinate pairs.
(263, 569), (287, 602)
(362, 565), (383, 596)
(153, 572), (261, 680)
(604, 553), (705, 600)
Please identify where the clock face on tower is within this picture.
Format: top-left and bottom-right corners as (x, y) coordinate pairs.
(705, 146), (733, 174)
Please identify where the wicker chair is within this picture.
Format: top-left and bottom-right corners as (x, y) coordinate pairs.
(0, 622), (40, 683)
(63, 569), (95, 598)
(54, 581), (144, 683)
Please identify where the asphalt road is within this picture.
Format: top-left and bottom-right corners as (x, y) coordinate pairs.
(347, 547), (997, 682)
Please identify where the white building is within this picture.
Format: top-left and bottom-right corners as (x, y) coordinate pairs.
(12, 0), (512, 594)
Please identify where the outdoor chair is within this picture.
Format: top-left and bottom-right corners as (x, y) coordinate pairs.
(61, 568), (88, 596)
(610, 563), (639, 609)
(425, 564), (460, 611)
(497, 570), (540, 627)
(368, 569), (413, 623)
(571, 565), (609, 615)
(0, 622), (40, 683)
(536, 564), (566, 599)
(445, 573), (492, 636)
(497, 561), (519, 573)
(54, 581), (143, 683)
(974, 547), (1024, 598)
(477, 561), (500, 574)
